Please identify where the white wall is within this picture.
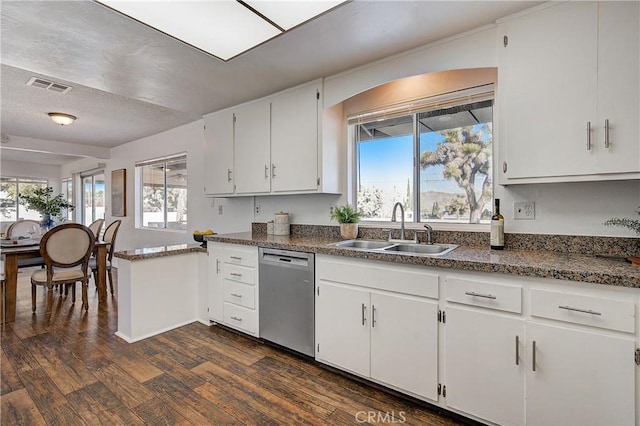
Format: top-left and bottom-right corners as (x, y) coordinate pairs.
(14, 12), (640, 245)
(0, 159), (60, 188)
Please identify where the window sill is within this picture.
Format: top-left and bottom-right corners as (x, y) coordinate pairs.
(358, 221), (489, 233)
(138, 226), (187, 234)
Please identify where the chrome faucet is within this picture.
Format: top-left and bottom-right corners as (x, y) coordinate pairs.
(391, 202), (405, 241)
(423, 224), (433, 245)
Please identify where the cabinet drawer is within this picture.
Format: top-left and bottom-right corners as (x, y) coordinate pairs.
(224, 264), (255, 285)
(447, 278), (522, 313)
(224, 247), (257, 268)
(531, 289), (635, 333)
(224, 281), (255, 309)
(224, 302), (257, 335)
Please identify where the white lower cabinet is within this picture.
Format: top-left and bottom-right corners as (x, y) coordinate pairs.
(525, 322), (635, 426)
(445, 306), (525, 425)
(444, 275), (637, 426)
(315, 255), (439, 401)
(207, 242), (259, 336)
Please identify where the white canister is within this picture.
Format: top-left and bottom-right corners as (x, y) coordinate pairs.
(267, 221), (274, 235)
(273, 212), (290, 236)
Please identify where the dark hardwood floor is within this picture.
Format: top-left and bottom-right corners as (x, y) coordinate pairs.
(1, 267), (465, 425)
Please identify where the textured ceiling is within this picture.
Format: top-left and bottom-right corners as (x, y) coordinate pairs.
(0, 0), (539, 163)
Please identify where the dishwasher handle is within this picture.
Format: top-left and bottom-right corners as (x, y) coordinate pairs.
(259, 248), (313, 269)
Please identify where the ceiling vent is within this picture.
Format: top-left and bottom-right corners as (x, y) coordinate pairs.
(26, 77), (72, 94)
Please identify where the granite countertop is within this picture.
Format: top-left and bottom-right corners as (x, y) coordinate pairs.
(206, 232), (640, 288)
(114, 243), (206, 261)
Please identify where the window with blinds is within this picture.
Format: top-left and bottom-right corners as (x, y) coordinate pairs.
(135, 154), (187, 230)
(351, 85), (494, 224)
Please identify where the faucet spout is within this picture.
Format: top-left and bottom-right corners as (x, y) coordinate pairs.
(423, 224), (433, 245)
(391, 202), (405, 240)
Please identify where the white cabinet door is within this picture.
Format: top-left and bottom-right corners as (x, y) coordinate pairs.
(526, 322), (635, 426)
(203, 111), (234, 195)
(499, 2), (598, 179)
(233, 101), (271, 194)
(445, 306), (525, 426)
(315, 281), (370, 377)
(595, 1), (640, 174)
(270, 81), (320, 193)
(207, 244), (225, 322)
(370, 292), (438, 401)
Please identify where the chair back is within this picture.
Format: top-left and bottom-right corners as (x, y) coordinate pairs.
(88, 219), (104, 239)
(40, 223), (95, 271)
(103, 220), (122, 262)
(6, 219), (41, 239)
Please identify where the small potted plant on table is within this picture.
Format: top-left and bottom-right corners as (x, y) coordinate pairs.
(18, 186), (74, 231)
(331, 204), (361, 240)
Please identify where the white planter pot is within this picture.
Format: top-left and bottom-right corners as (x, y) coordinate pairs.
(340, 223), (358, 240)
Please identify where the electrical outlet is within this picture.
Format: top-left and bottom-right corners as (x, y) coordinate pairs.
(329, 205), (335, 216)
(255, 204), (261, 215)
(218, 205), (223, 215)
(514, 201), (535, 220)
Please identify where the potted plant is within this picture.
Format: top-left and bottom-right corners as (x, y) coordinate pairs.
(331, 204), (361, 239)
(18, 186), (74, 231)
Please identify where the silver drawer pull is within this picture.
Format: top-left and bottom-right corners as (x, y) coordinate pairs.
(229, 256), (242, 260)
(558, 305), (601, 316)
(229, 273), (242, 277)
(515, 335), (519, 366)
(604, 118), (610, 148)
(230, 293), (242, 298)
(361, 303), (366, 326)
(465, 291), (497, 300)
(230, 316), (242, 322)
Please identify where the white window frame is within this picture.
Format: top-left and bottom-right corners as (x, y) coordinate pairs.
(0, 176), (49, 222)
(135, 153), (187, 232)
(347, 85), (495, 231)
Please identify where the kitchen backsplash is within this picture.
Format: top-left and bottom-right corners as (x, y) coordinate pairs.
(251, 223), (639, 257)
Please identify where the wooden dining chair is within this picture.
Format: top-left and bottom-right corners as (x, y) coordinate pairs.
(88, 219), (104, 240)
(90, 220), (121, 295)
(30, 223), (95, 312)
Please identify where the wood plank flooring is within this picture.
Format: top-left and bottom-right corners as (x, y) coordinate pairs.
(2, 267), (467, 425)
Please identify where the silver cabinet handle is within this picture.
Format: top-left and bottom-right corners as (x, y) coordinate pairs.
(229, 272), (242, 277)
(227, 168), (232, 182)
(230, 316), (242, 322)
(230, 293), (242, 298)
(558, 305), (602, 316)
(532, 340), (536, 372)
(361, 303), (366, 326)
(515, 335), (520, 366)
(229, 256), (242, 260)
(586, 121), (592, 150)
(216, 259), (220, 274)
(372, 305), (376, 327)
(271, 163), (276, 178)
(604, 118), (610, 148)
(465, 291), (497, 300)
(264, 165), (269, 179)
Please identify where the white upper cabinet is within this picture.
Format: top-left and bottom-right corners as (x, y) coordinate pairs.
(271, 81), (321, 193)
(203, 78), (341, 197)
(233, 101), (271, 194)
(498, 2), (639, 183)
(203, 110), (234, 196)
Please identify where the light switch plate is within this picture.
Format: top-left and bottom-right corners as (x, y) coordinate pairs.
(514, 201), (535, 220)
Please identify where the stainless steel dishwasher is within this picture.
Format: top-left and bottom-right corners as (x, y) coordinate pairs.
(259, 248), (315, 357)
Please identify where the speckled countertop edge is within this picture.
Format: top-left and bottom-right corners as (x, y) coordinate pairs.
(206, 232), (640, 289)
(114, 243), (206, 261)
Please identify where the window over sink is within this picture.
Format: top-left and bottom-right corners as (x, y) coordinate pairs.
(350, 85), (494, 225)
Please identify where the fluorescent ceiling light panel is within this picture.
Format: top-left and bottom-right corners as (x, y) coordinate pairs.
(245, 0), (346, 30)
(98, 0), (282, 60)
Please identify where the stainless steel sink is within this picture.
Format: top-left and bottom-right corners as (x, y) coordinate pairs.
(331, 240), (394, 250)
(382, 243), (458, 256)
(329, 240), (457, 256)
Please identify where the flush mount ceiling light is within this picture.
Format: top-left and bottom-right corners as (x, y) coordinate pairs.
(96, 0), (347, 61)
(48, 112), (77, 126)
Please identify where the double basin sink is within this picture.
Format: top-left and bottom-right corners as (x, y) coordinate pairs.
(329, 239), (458, 256)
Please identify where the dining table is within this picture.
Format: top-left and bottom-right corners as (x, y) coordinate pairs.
(1, 239), (109, 324)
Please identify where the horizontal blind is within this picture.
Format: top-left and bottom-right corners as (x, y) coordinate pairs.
(347, 84), (495, 125)
(135, 152), (186, 168)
